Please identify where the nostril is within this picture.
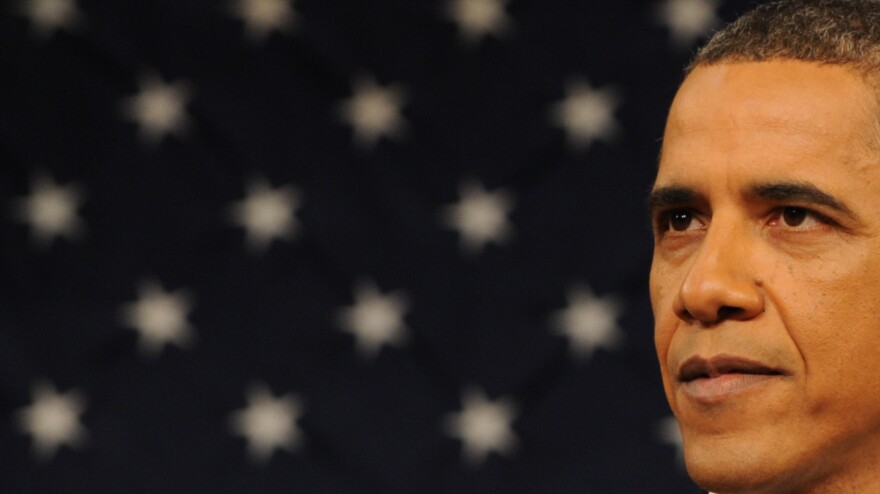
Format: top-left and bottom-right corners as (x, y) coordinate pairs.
(677, 307), (695, 322)
(717, 306), (743, 321)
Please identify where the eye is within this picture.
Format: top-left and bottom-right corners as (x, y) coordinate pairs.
(669, 211), (694, 231)
(768, 206), (829, 230)
(657, 209), (703, 233)
(781, 207), (807, 227)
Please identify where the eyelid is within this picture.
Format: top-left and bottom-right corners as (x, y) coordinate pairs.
(653, 207), (703, 234)
(767, 205), (837, 226)
(653, 203), (843, 238)
(651, 207), (678, 232)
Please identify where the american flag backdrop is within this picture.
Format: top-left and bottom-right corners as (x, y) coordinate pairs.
(0, 0), (761, 492)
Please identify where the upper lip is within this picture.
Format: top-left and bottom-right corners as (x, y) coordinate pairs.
(678, 355), (784, 382)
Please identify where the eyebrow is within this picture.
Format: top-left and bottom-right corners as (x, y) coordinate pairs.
(747, 181), (855, 217)
(646, 186), (697, 214)
(646, 180), (858, 220)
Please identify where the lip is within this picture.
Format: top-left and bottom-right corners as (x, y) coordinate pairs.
(677, 354), (786, 402)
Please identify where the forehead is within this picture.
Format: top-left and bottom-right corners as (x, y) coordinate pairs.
(669, 62), (876, 133)
(657, 61), (880, 188)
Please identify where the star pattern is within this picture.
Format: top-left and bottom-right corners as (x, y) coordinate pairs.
(2, 0), (717, 489)
(119, 280), (197, 355)
(15, 381), (88, 460)
(337, 77), (407, 149)
(336, 281), (409, 358)
(444, 388), (518, 466)
(229, 383), (304, 463)
(12, 173), (85, 247)
(17, 0), (82, 37)
(441, 180), (514, 256)
(229, 0), (296, 42)
(549, 79), (620, 151)
(551, 285), (624, 359)
(122, 74), (191, 144)
(228, 177), (301, 252)
(655, 0), (721, 47)
(444, 0), (514, 43)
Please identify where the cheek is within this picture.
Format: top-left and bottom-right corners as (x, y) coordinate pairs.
(650, 270), (670, 353)
(653, 311), (675, 363)
(792, 299), (880, 434)
(781, 255), (880, 406)
(650, 263), (680, 386)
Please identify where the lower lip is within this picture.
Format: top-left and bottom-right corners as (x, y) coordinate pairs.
(680, 373), (782, 401)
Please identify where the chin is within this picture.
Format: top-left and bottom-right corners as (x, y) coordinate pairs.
(686, 459), (772, 494)
(682, 432), (797, 494)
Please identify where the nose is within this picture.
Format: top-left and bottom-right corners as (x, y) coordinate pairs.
(674, 224), (765, 325)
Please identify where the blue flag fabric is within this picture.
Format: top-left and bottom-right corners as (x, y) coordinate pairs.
(0, 0), (761, 492)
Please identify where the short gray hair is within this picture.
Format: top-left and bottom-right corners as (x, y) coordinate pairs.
(689, 0), (880, 76)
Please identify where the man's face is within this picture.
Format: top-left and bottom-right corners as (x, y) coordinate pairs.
(651, 61), (880, 492)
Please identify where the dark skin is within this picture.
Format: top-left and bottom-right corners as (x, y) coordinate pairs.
(651, 61), (880, 493)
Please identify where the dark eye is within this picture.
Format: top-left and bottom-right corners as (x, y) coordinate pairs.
(781, 207), (807, 227)
(669, 211), (694, 231)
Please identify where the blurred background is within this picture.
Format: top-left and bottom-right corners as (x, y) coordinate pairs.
(0, 0), (763, 492)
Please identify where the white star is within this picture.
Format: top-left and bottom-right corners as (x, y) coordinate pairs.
(441, 180), (514, 256)
(122, 74), (191, 144)
(444, 388), (518, 466)
(229, 383), (304, 463)
(229, 0), (296, 42)
(17, 0), (82, 37)
(444, 0), (514, 43)
(336, 281), (409, 358)
(12, 173), (85, 247)
(549, 79), (620, 151)
(656, 415), (685, 466)
(15, 380), (87, 460)
(337, 76), (407, 149)
(120, 280), (197, 355)
(655, 0), (721, 48)
(551, 284), (624, 359)
(228, 177), (300, 252)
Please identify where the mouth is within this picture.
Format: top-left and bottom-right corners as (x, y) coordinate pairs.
(678, 355), (783, 382)
(677, 355), (786, 401)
